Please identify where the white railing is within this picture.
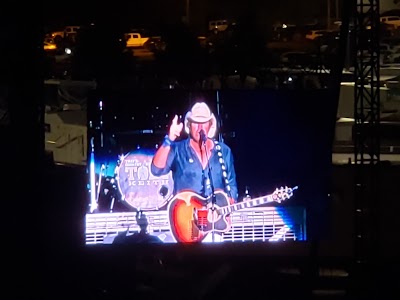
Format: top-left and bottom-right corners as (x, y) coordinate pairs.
(85, 206), (306, 244)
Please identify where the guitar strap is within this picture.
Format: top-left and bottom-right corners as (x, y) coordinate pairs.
(214, 141), (233, 199)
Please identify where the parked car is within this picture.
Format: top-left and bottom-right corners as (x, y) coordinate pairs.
(124, 33), (149, 47)
(208, 19), (229, 32)
(385, 51), (400, 63)
(44, 41), (57, 51)
(143, 36), (166, 52)
(380, 16), (400, 29)
(305, 30), (328, 40)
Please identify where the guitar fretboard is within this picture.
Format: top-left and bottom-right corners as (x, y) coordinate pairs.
(219, 195), (273, 215)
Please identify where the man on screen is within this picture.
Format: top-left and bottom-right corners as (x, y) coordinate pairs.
(151, 101), (239, 243)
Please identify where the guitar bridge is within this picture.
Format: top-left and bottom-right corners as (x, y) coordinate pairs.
(196, 209), (208, 230)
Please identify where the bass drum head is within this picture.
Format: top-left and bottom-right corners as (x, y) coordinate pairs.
(116, 150), (174, 210)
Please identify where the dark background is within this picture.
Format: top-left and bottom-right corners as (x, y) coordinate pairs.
(43, 0), (328, 33)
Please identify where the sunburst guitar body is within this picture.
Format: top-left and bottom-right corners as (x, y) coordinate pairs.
(167, 186), (298, 243)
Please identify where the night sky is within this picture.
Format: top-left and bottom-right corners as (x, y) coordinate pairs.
(43, 0), (328, 32)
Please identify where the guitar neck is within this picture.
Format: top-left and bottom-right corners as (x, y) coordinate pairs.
(218, 195), (274, 215)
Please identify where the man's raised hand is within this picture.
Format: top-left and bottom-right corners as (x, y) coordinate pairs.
(169, 115), (183, 141)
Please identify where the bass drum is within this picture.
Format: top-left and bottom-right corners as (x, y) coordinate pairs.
(116, 150), (174, 211)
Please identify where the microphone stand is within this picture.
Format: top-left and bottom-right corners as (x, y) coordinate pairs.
(200, 138), (217, 243)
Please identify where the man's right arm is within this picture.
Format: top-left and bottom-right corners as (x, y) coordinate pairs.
(152, 138), (172, 169)
(152, 115), (183, 174)
(151, 135), (175, 176)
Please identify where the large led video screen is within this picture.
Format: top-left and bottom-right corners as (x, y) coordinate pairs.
(85, 89), (336, 245)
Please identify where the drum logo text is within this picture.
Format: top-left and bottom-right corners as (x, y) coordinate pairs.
(123, 159), (169, 186)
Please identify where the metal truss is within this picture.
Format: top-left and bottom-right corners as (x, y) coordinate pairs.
(352, 0), (380, 266)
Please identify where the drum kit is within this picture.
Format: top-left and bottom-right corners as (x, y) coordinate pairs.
(94, 149), (174, 213)
(89, 99), (176, 214)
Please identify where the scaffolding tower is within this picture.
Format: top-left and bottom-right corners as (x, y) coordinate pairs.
(352, 0), (380, 279)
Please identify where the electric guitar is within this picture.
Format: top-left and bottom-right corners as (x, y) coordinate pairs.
(167, 186), (298, 243)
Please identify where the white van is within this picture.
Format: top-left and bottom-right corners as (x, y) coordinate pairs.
(380, 16), (400, 28)
(64, 26), (80, 36)
(51, 26), (80, 42)
(208, 20), (229, 32)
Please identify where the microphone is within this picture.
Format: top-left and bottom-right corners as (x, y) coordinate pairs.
(199, 130), (207, 145)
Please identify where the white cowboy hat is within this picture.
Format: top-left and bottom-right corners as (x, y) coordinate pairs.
(184, 102), (217, 138)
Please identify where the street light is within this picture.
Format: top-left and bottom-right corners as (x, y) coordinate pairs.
(327, 0), (340, 30)
(327, 0), (331, 29)
(186, 0), (190, 25)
